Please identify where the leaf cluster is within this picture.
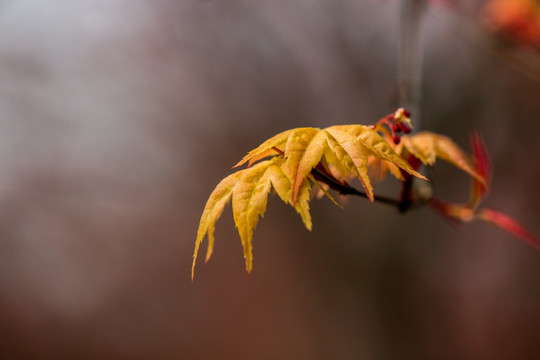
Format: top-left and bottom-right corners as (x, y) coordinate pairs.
(192, 109), (537, 280)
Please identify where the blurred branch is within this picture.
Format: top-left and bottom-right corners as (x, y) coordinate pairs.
(398, 0), (429, 207)
(398, 0), (426, 129)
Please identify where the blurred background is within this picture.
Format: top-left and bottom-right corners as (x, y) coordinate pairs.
(1, 0), (540, 359)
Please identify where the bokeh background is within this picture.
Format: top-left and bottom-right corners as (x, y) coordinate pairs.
(1, 0), (540, 359)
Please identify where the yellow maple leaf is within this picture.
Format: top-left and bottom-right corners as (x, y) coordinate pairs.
(328, 124), (424, 180)
(236, 125), (426, 204)
(192, 158), (311, 280)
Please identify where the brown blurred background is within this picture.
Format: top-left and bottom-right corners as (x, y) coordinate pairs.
(1, 0), (539, 359)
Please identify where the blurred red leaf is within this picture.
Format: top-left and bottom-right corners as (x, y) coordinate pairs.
(485, 0), (540, 47)
(478, 208), (540, 250)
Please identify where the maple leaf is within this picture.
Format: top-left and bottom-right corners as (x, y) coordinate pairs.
(236, 125), (426, 204)
(364, 129), (487, 186)
(327, 125), (424, 184)
(399, 131), (486, 184)
(192, 158), (311, 280)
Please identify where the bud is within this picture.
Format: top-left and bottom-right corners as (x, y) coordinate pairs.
(400, 123), (411, 134)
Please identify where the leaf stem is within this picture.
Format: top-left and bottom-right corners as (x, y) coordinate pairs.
(311, 167), (402, 208)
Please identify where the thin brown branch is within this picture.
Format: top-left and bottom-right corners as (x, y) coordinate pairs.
(310, 167), (402, 208)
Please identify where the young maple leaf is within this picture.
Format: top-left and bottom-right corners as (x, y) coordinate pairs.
(192, 158), (311, 280)
(235, 125), (426, 204)
(365, 130), (486, 185)
(399, 131), (486, 184)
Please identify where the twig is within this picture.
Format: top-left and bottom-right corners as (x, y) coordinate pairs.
(311, 166), (402, 208)
(397, 0), (427, 209)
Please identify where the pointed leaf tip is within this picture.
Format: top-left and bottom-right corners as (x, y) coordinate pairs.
(234, 129), (295, 168)
(192, 169), (245, 280)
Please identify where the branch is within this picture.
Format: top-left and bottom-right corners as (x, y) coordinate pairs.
(397, 0), (428, 210)
(398, 0), (425, 129)
(310, 166), (402, 208)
